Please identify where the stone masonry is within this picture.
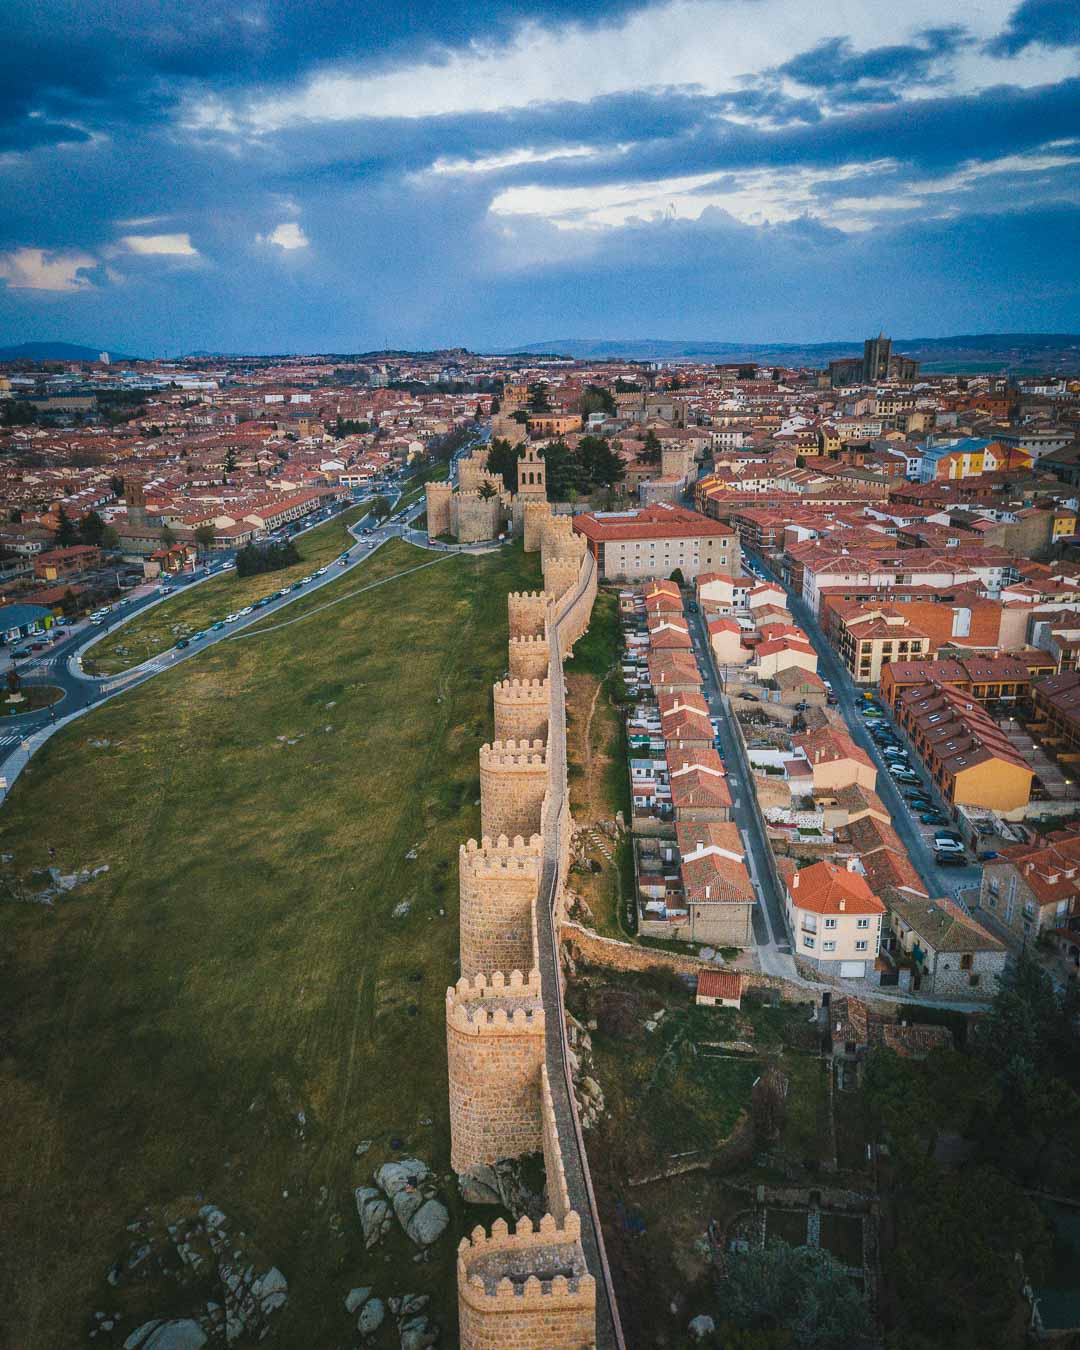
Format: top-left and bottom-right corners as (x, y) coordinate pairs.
(508, 590), (552, 640)
(425, 480), (453, 537)
(446, 972), (547, 1171)
(493, 678), (551, 744)
(479, 740), (548, 842)
(458, 834), (543, 980)
(445, 515), (613, 1349)
(523, 499), (554, 553)
(457, 1212), (596, 1350)
(508, 633), (551, 681)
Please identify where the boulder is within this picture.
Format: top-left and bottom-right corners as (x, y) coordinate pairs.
(355, 1188), (392, 1249)
(399, 1315), (438, 1349)
(458, 1167), (501, 1206)
(404, 1199), (449, 1247)
(376, 1159), (429, 1198)
(345, 1286), (372, 1314)
(254, 1266), (288, 1313)
(358, 1297), (385, 1336)
(126, 1322), (207, 1350)
(688, 1314), (715, 1341)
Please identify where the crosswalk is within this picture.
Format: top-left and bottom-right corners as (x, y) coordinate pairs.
(18, 656), (66, 672)
(0, 731), (26, 748)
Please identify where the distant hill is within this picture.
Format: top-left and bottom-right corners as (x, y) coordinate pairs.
(0, 341), (138, 363)
(503, 333), (1080, 374)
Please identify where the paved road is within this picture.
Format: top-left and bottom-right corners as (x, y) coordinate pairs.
(683, 600), (795, 975)
(742, 548), (983, 901)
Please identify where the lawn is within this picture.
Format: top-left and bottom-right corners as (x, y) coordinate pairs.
(2, 684), (64, 716)
(82, 505), (372, 676)
(0, 537), (538, 1350)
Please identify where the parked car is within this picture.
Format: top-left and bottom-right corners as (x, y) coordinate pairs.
(936, 851), (968, 866)
(211, 621), (226, 632)
(920, 812), (946, 825)
(190, 630), (207, 641)
(175, 638), (190, 649)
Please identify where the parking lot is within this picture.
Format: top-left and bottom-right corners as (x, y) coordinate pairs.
(855, 693), (975, 870)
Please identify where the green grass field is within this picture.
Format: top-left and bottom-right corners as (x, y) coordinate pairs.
(82, 505), (371, 676)
(0, 537), (536, 1350)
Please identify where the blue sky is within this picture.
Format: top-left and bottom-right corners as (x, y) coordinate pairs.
(0, 0), (1077, 354)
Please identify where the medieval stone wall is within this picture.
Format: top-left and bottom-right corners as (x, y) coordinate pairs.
(458, 834), (542, 980)
(507, 589), (553, 640)
(425, 481), (453, 537)
(479, 740), (548, 841)
(445, 514), (610, 1349)
(508, 634), (551, 680)
(493, 678), (551, 744)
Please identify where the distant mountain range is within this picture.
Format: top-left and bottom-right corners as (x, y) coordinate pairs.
(504, 333), (1080, 374)
(0, 341), (137, 363)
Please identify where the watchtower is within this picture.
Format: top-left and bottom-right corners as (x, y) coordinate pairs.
(479, 740), (548, 842)
(446, 972), (546, 1172)
(493, 678), (550, 744)
(425, 481), (453, 537)
(507, 590), (551, 640)
(516, 443), (546, 499)
(458, 834), (542, 980)
(508, 633), (551, 681)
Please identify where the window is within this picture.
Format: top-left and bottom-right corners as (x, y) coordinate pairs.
(823, 940), (836, 953)
(960, 954), (973, 970)
(824, 917), (837, 929)
(803, 935), (815, 950)
(855, 940), (868, 952)
(856, 917), (870, 929)
(803, 914), (818, 933)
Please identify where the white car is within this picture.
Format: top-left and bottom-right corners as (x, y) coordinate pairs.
(238, 606), (253, 617)
(225, 613), (239, 623)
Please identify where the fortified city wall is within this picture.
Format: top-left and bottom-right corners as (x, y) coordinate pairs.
(444, 509), (622, 1348)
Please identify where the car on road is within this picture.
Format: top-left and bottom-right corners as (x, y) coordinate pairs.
(175, 638), (190, 649)
(300, 575), (313, 584)
(920, 812), (946, 825)
(338, 556), (349, 566)
(225, 613), (239, 623)
(935, 830), (964, 846)
(290, 581), (304, 591)
(238, 606), (253, 617)
(935, 851), (968, 866)
(211, 621), (226, 632)
(890, 768), (920, 784)
(313, 567), (327, 577)
(11, 646), (31, 659)
(190, 630), (207, 641)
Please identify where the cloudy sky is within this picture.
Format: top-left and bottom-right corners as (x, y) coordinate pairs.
(0, 0), (1077, 354)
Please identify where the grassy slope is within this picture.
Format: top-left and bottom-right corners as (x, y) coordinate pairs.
(0, 537), (537, 1350)
(83, 505), (371, 676)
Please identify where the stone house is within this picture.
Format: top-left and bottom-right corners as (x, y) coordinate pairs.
(885, 893), (1005, 999)
(977, 830), (1080, 947)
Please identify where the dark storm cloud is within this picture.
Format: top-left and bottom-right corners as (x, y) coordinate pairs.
(778, 28), (969, 91)
(988, 0), (1080, 56)
(0, 0), (654, 148)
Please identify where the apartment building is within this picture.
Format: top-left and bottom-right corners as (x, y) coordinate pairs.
(893, 681), (1034, 814)
(829, 603), (933, 684)
(879, 656), (1033, 709)
(1031, 669), (1080, 754)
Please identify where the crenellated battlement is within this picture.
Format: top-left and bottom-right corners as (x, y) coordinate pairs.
(460, 834), (543, 870)
(478, 739), (547, 768)
(457, 1212), (597, 1347)
(451, 968), (543, 1000)
(445, 542), (606, 1347)
(508, 591), (553, 639)
(508, 633), (551, 681)
(493, 679), (551, 743)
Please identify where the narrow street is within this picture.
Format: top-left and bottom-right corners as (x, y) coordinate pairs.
(742, 547), (983, 901)
(682, 597), (797, 975)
